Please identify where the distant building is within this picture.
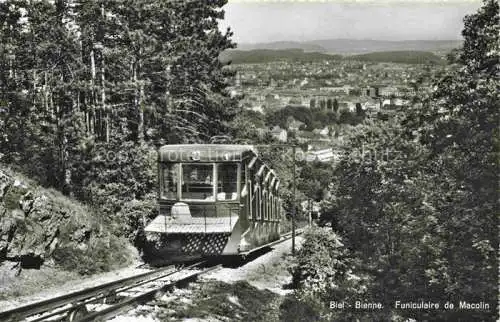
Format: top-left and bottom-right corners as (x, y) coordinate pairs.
(288, 119), (305, 132)
(365, 85), (397, 98)
(379, 86), (398, 97)
(340, 101), (356, 112)
(250, 105), (264, 114)
(364, 86), (379, 98)
(265, 93), (279, 102)
(361, 99), (381, 111)
(392, 98), (410, 106)
(305, 148), (340, 163)
(235, 72), (242, 87)
(270, 126), (288, 142)
(312, 126), (329, 137)
(319, 85), (353, 95)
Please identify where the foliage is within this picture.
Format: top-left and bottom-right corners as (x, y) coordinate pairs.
(288, 227), (375, 321)
(265, 105), (364, 130)
(229, 109), (266, 141)
(297, 160), (334, 201)
(115, 194), (159, 250)
(220, 49), (342, 65)
(349, 50), (446, 65)
(279, 295), (320, 322)
(52, 234), (135, 275)
(77, 141), (157, 217)
(0, 0), (236, 248)
(292, 1), (498, 320)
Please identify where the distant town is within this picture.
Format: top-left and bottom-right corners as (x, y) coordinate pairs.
(226, 52), (450, 161)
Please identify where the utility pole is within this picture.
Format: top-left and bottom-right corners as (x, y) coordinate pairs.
(292, 145), (296, 255)
(308, 199), (312, 226)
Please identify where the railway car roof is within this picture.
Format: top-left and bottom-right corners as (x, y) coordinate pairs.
(158, 144), (257, 162)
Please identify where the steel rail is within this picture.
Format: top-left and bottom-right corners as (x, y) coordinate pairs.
(261, 228), (305, 248)
(74, 230), (303, 321)
(0, 229), (304, 322)
(239, 228), (305, 256)
(0, 264), (180, 322)
(28, 263), (193, 322)
(75, 264), (222, 322)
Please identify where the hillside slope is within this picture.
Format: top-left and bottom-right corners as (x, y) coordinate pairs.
(306, 39), (462, 54)
(236, 41), (326, 52)
(220, 49), (341, 64)
(349, 50), (445, 64)
(0, 166), (135, 274)
(235, 39), (462, 54)
(221, 48), (444, 65)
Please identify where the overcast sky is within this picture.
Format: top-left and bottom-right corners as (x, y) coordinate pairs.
(218, 1), (482, 43)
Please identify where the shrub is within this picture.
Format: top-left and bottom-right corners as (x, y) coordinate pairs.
(115, 194), (159, 251)
(288, 227), (373, 320)
(290, 227), (350, 292)
(52, 234), (136, 275)
(279, 295), (320, 322)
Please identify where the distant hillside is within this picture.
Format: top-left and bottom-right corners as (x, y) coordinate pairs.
(236, 41), (326, 52)
(236, 39), (462, 55)
(348, 51), (445, 65)
(220, 49), (341, 64)
(221, 48), (445, 65)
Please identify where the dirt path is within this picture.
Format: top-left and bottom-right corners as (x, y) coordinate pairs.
(112, 236), (305, 321)
(203, 235), (304, 295)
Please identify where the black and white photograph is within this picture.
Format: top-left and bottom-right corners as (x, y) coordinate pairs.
(0, 0), (498, 321)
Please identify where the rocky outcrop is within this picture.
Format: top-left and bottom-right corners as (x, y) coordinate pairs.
(0, 169), (94, 269)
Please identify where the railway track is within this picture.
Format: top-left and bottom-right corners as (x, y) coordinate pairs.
(0, 261), (217, 322)
(0, 229), (304, 322)
(75, 263), (221, 322)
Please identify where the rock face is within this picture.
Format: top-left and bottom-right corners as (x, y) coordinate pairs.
(0, 169), (93, 269)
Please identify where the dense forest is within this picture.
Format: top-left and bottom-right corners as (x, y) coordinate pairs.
(0, 0), (237, 216)
(219, 49), (342, 64)
(349, 50), (445, 65)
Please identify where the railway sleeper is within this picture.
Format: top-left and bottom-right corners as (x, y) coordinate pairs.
(66, 304), (89, 322)
(103, 291), (119, 304)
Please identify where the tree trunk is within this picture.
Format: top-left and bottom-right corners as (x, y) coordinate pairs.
(134, 61), (144, 141)
(90, 49), (96, 135)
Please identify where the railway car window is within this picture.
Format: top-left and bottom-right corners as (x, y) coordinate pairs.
(268, 195), (272, 221)
(270, 195), (274, 221)
(268, 194), (272, 221)
(217, 163), (238, 200)
(262, 190), (267, 220)
(276, 197), (279, 220)
(256, 187), (261, 220)
(252, 186), (258, 220)
(161, 164), (178, 199)
(248, 168), (254, 220)
(277, 198), (281, 221)
(277, 198), (280, 220)
(181, 164), (214, 200)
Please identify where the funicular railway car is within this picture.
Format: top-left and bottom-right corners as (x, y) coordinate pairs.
(144, 144), (282, 262)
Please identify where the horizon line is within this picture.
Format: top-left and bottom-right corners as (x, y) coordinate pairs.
(234, 38), (465, 45)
